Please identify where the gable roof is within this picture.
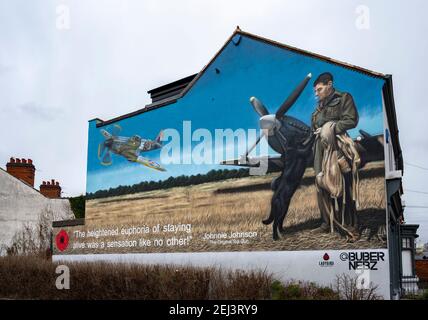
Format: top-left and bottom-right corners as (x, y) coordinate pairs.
(91, 28), (402, 172)
(94, 27), (388, 128)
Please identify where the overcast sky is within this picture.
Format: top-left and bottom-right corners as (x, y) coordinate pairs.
(1, 0), (427, 243)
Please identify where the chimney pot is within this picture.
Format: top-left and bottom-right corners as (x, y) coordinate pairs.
(6, 156), (35, 187)
(40, 178), (62, 198)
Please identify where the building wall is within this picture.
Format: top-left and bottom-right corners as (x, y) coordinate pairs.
(57, 33), (395, 298)
(383, 96), (396, 174)
(401, 250), (412, 276)
(415, 260), (428, 281)
(54, 249), (391, 299)
(0, 169), (74, 254)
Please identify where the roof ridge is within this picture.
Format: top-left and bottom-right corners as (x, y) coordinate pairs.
(0, 166), (48, 198)
(237, 29), (386, 78)
(95, 27), (387, 127)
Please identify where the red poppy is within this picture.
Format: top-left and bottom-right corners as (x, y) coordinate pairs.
(56, 230), (69, 252)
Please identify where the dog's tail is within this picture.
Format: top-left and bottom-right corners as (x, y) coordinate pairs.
(262, 217), (273, 225)
(262, 209), (275, 225)
(263, 196), (282, 225)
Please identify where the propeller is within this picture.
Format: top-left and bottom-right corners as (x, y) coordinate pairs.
(275, 73), (312, 119)
(243, 73), (312, 160)
(112, 124), (122, 136)
(250, 97), (269, 117)
(98, 141), (113, 165)
(98, 142), (106, 159)
(102, 150), (112, 165)
(241, 130), (266, 163)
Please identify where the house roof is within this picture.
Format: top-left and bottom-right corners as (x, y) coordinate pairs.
(148, 73), (197, 102)
(94, 28), (389, 126)
(0, 166), (47, 198)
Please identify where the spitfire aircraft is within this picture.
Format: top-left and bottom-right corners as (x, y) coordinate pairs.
(98, 125), (166, 172)
(220, 73), (384, 240)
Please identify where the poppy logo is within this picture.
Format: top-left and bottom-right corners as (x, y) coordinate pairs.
(56, 230), (69, 251)
(319, 253), (334, 267)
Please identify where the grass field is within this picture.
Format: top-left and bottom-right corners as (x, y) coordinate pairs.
(67, 161), (388, 254)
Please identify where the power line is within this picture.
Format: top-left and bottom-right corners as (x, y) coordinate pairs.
(405, 162), (428, 171)
(406, 205), (428, 209)
(405, 189), (428, 195)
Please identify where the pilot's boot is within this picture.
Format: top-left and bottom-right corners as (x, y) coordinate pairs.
(311, 188), (331, 233)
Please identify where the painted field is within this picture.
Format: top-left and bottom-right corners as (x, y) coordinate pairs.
(70, 161), (388, 254)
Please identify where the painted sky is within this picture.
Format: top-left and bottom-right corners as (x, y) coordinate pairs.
(86, 34), (385, 193)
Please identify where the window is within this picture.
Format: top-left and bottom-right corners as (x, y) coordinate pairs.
(402, 237), (411, 249)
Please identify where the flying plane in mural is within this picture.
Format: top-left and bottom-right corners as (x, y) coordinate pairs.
(98, 125), (166, 172)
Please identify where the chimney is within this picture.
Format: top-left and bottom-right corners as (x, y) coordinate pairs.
(40, 179), (62, 198)
(6, 157), (36, 187)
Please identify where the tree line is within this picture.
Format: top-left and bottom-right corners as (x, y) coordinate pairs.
(86, 168), (250, 200)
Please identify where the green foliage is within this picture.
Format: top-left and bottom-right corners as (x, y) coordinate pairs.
(270, 279), (339, 300)
(403, 289), (428, 300)
(315, 285), (339, 299)
(86, 168), (250, 199)
(69, 195), (85, 219)
(270, 280), (285, 300)
(285, 283), (303, 299)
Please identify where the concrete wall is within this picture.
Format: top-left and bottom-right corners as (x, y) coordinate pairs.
(0, 168), (74, 253)
(54, 249), (391, 299)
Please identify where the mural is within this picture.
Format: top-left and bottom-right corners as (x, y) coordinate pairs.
(97, 124), (165, 171)
(53, 34), (388, 255)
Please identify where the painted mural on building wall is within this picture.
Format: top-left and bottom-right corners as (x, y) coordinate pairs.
(53, 34), (388, 254)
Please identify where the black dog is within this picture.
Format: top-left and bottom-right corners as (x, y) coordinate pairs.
(262, 135), (314, 240)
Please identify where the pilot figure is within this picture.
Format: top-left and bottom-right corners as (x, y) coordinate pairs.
(311, 72), (360, 237)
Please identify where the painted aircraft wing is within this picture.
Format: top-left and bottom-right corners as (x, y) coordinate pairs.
(134, 156), (166, 172)
(138, 140), (160, 152)
(355, 132), (384, 164)
(220, 133), (385, 173)
(221, 156), (284, 173)
(100, 129), (112, 139)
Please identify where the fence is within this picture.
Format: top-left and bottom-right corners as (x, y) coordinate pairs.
(401, 276), (428, 297)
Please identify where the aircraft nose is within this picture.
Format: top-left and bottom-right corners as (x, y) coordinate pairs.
(260, 114), (279, 130)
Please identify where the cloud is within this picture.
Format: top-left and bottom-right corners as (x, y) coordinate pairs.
(17, 102), (64, 121)
(0, 64), (13, 75)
